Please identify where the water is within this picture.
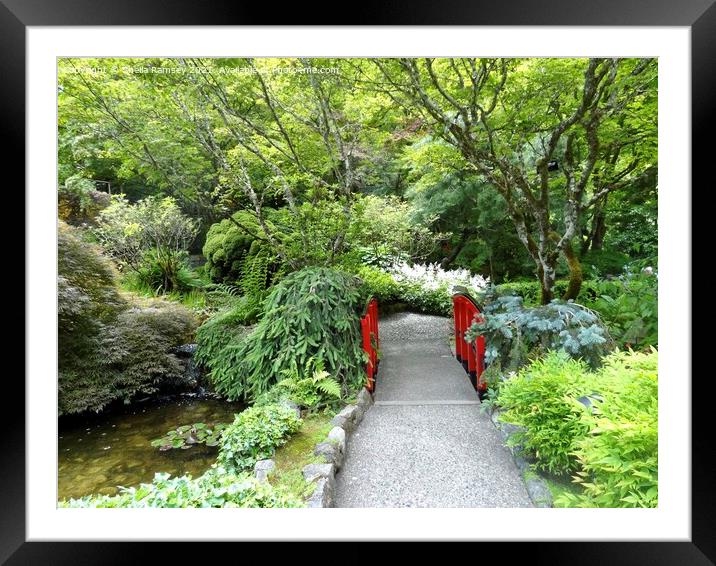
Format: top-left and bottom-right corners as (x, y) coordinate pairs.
(58, 396), (244, 501)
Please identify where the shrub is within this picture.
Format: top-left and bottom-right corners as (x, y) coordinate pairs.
(101, 300), (198, 391)
(58, 176), (111, 226)
(195, 299), (258, 370)
(254, 358), (342, 412)
(59, 468), (302, 508)
(496, 352), (594, 475)
(496, 274), (658, 350)
(557, 349), (658, 508)
(582, 273), (658, 350)
(467, 291), (613, 372)
(354, 262), (488, 316)
(203, 211), (271, 283)
(216, 404), (302, 473)
(348, 194), (440, 267)
(354, 265), (403, 304)
(203, 267), (366, 401)
(58, 222), (199, 415)
(94, 195), (199, 293)
(496, 279), (606, 306)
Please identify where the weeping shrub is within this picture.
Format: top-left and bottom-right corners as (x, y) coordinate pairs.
(201, 267), (366, 401)
(58, 221), (198, 415)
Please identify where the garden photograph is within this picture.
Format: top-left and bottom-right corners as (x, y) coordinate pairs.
(56, 56), (658, 510)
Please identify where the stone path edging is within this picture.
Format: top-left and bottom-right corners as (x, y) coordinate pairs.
(488, 407), (553, 508)
(250, 390), (374, 507)
(304, 387), (374, 508)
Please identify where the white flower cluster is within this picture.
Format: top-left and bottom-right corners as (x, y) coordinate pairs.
(386, 261), (489, 295)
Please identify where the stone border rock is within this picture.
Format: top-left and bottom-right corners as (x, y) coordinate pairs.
(488, 407), (553, 508)
(302, 387), (375, 508)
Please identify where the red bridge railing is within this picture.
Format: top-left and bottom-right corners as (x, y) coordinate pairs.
(360, 298), (379, 392)
(452, 287), (486, 395)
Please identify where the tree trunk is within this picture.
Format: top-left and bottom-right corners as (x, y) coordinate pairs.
(561, 240), (583, 301)
(537, 263), (554, 304)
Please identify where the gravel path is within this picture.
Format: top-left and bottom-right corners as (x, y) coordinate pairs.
(334, 311), (532, 508)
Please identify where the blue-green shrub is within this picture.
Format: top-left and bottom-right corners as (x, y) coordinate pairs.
(467, 291), (613, 371)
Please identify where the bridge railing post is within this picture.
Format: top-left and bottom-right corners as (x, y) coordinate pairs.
(360, 298), (379, 392)
(451, 287), (486, 396)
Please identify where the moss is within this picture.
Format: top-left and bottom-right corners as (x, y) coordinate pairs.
(269, 414), (335, 500)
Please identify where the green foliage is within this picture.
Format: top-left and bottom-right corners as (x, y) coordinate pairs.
(94, 195), (199, 293)
(59, 221), (198, 415)
(349, 194), (440, 266)
(216, 404), (302, 473)
(151, 422), (228, 451)
(58, 176), (111, 225)
(496, 349), (658, 507)
(132, 249), (204, 295)
(205, 267), (366, 401)
(353, 264), (459, 316)
(202, 211), (270, 283)
(582, 273), (658, 349)
(255, 358), (342, 412)
(59, 468), (302, 508)
(354, 265), (403, 304)
(398, 281), (453, 316)
(468, 290), (614, 372)
(580, 249), (631, 279)
(557, 349), (658, 508)
(497, 352), (594, 474)
(194, 298), (259, 373)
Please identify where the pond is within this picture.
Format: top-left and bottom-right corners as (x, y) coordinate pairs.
(58, 396), (244, 501)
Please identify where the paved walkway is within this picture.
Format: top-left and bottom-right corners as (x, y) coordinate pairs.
(334, 312), (532, 508)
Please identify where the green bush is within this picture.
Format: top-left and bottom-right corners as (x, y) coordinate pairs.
(496, 352), (594, 475)
(354, 265), (403, 303)
(557, 349), (658, 508)
(133, 249), (204, 295)
(58, 222), (198, 415)
(398, 281), (453, 316)
(254, 358), (342, 412)
(203, 211), (267, 283)
(496, 274), (658, 350)
(353, 265), (452, 316)
(195, 298), (258, 369)
(94, 195), (198, 293)
(582, 273), (658, 350)
(59, 468), (302, 508)
(58, 176), (111, 225)
(496, 349), (658, 507)
(216, 404), (302, 473)
(496, 279), (606, 306)
(203, 267), (366, 401)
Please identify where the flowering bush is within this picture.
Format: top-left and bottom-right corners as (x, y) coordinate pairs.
(382, 261), (489, 315)
(387, 261), (488, 295)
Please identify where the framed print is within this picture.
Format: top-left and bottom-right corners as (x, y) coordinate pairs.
(6, 0), (710, 562)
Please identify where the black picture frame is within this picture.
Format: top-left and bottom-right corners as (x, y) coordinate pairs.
(7, 0), (708, 561)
